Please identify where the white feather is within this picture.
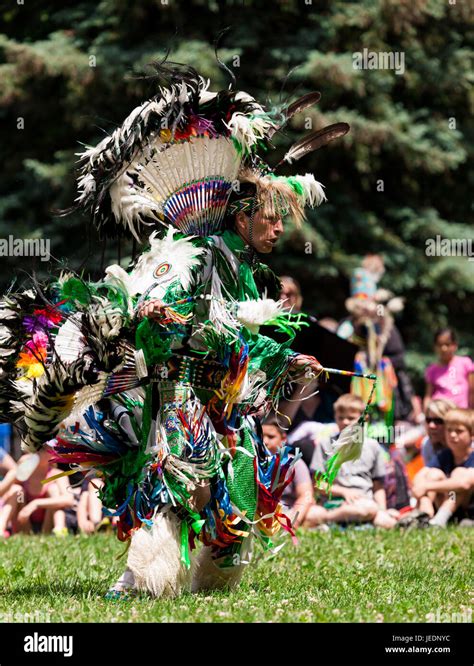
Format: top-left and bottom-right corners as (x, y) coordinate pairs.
(110, 135), (240, 237)
(192, 544), (246, 592)
(293, 173), (327, 206)
(208, 268), (240, 336)
(122, 227), (205, 298)
(127, 511), (193, 597)
(225, 112), (273, 154)
(198, 77), (218, 104)
(69, 372), (108, 419)
(0, 324), (11, 345)
(54, 315), (85, 363)
(331, 423), (364, 466)
(236, 297), (285, 334)
(16, 453), (40, 482)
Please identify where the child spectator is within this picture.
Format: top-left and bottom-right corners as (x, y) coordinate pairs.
(262, 419), (315, 528)
(0, 447), (75, 535)
(424, 329), (474, 410)
(421, 398), (456, 464)
(306, 394), (399, 529)
(412, 408), (474, 527)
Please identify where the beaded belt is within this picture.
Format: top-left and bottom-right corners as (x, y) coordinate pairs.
(150, 354), (226, 390)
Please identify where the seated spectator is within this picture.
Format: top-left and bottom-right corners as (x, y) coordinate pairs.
(262, 419), (315, 528)
(382, 444), (410, 511)
(287, 418), (339, 469)
(412, 408), (474, 527)
(0, 447), (75, 536)
(58, 474), (104, 535)
(424, 328), (474, 410)
(77, 477), (104, 534)
(395, 398), (456, 491)
(421, 398), (456, 464)
(306, 394), (399, 529)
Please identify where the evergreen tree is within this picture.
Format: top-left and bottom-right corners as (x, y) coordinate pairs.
(0, 0), (472, 387)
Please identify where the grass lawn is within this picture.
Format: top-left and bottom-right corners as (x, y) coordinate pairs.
(0, 527), (472, 623)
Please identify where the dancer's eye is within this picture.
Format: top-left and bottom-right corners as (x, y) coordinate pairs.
(154, 263), (171, 278)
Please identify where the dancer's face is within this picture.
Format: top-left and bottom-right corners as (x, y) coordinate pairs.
(235, 210), (284, 254)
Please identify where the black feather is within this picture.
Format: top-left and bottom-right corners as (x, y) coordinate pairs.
(267, 91), (322, 139)
(277, 122), (350, 166)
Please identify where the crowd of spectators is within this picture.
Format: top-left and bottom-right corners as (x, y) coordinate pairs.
(267, 276), (474, 531)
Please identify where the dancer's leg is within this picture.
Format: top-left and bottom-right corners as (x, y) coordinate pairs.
(126, 511), (193, 598)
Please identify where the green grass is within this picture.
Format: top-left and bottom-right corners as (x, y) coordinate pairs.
(0, 528), (472, 623)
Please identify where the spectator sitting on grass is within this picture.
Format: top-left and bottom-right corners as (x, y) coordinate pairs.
(305, 394), (400, 529)
(262, 419), (315, 529)
(77, 477), (104, 534)
(421, 398), (456, 464)
(58, 474), (105, 535)
(412, 408), (474, 527)
(0, 446), (75, 536)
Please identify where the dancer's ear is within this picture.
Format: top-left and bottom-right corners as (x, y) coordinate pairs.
(235, 211), (250, 240)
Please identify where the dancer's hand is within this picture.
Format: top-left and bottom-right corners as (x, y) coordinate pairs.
(137, 299), (166, 320)
(289, 354), (323, 380)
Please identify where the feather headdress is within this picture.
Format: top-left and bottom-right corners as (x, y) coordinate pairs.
(69, 63), (278, 240)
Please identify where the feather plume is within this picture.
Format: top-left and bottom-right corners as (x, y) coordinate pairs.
(322, 422), (364, 488)
(236, 298), (285, 334)
(267, 91), (321, 139)
(280, 122), (350, 165)
(117, 227), (205, 299)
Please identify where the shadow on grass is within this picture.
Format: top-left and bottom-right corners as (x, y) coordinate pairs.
(3, 580), (109, 600)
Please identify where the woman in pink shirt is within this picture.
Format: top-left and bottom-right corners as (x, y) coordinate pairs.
(424, 328), (474, 410)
